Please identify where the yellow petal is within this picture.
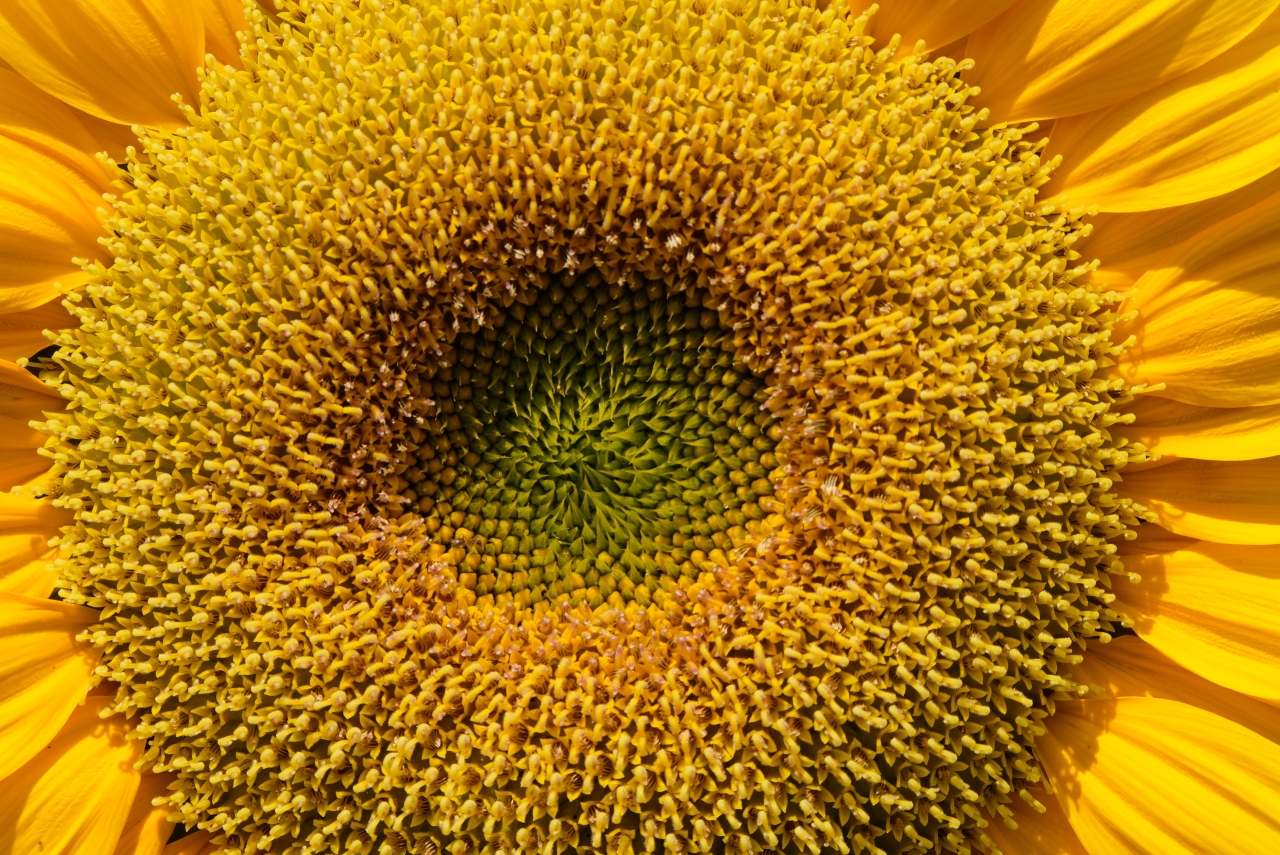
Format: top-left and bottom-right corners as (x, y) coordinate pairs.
(0, 69), (112, 311)
(0, 489), (72, 531)
(0, 492), (59, 598)
(0, 358), (64, 421)
(1073, 635), (1280, 742)
(71, 109), (143, 163)
(113, 772), (175, 855)
(0, 364), (52, 492)
(0, 441), (49, 492)
(1116, 396), (1280, 461)
(985, 790), (1089, 855)
(0, 554), (55, 598)
(1121, 458), (1280, 544)
(967, 0), (1280, 123)
(0, 0), (203, 129)
(164, 831), (218, 855)
(0, 591), (99, 784)
(0, 136), (107, 313)
(1040, 697), (1280, 855)
(0, 298), (72, 363)
(1082, 168), (1280, 286)
(0, 411), (44, 448)
(1119, 523), (1199, 556)
(0, 68), (112, 190)
(1112, 189), (1280, 407)
(863, 0), (1020, 55)
(1043, 10), (1280, 212)
(1113, 544), (1280, 701)
(199, 0), (249, 69)
(0, 493), (68, 596)
(0, 696), (140, 855)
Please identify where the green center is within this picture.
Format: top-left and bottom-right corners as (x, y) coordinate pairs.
(413, 274), (778, 607)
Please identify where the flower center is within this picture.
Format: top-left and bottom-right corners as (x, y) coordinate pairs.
(422, 273), (776, 606)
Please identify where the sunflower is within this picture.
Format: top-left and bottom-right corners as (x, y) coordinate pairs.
(2, 0), (1279, 853)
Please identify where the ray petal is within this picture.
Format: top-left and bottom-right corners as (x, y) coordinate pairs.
(0, 554), (56, 598)
(1043, 10), (1280, 212)
(1081, 168), (1280, 287)
(1041, 697), (1280, 855)
(71, 110), (143, 163)
(1121, 458), (1280, 544)
(199, 0), (250, 69)
(0, 436), (49, 492)
(0, 489), (61, 598)
(163, 831), (218, 855)
(0, 358), (65, 418)
(0, 68), (114, 189)
(862, 1), (1020, 55)
(0, 696), (141, 855)
(0, 298), (71, 362)
(1071, 634), (1280, 742)
(1111, 545), (1280, 700)
(1116, 397), (1280, 461)
(985, 789), (1090, 855)
(0, 592), (99, 784)
(113, 772), (176, 855)
(967, 0), (1280, 122)
(0, 136), (108, 314)
(0, 0), (203, 128)
(1112, 188), (1280, 407)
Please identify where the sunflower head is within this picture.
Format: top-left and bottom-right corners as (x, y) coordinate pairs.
(27, 0), (1152, 853)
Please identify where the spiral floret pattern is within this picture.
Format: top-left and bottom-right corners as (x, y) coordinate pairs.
(420, 273), (778, 608)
